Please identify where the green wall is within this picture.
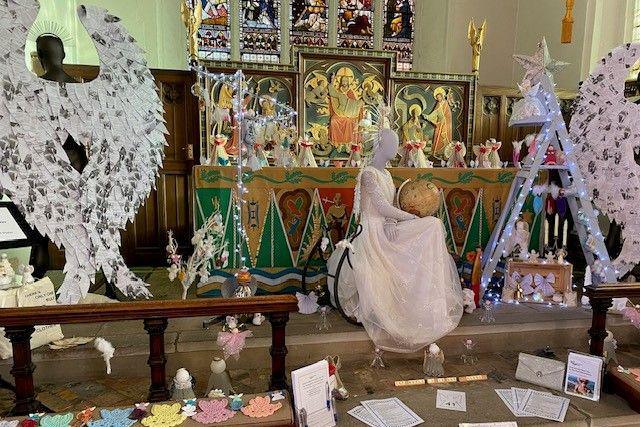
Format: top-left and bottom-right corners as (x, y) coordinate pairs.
(28, 0), (187, 70)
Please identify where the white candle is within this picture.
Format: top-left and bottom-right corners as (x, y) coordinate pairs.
(562, 220), (568, 247)
(544, 219), (549, 246)
(554, 214), (559, 237)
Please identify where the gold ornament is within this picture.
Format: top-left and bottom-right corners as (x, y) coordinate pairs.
(467, 19), (486, 75)
(181, 0), (202, 64)
(561, 0), (575, 44)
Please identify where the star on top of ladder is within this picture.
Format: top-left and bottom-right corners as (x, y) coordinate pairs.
(513, 37), (569, 82)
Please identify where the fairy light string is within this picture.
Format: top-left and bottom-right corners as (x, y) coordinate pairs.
(190, 65), (298, 273)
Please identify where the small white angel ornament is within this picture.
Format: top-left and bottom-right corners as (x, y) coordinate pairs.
(510, 79), (547, 125)
(423, 343), (445, 377)
(512, 139), (523, 168)
(444, 141), (467, 168)
(487, 138), (502, 168)
(298, 135), (318, 167)
(472, 143), (491, 168)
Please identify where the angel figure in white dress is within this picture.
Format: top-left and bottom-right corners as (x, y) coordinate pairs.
(333, 128), (463, 353)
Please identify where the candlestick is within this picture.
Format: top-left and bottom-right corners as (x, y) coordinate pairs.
(544, 219), (549, 246)
(562, 220), (568, 247)
(554, 214), (559, 236)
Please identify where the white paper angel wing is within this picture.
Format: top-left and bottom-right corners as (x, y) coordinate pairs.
(520, 274), (535, 295)
(570, 43), (640, 276)
(296, 292), (319, 315)
(534, 273), (555, 297)
(0, 1), (166, 304)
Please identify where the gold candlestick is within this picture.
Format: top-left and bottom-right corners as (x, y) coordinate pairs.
(467, 19), (486, 75)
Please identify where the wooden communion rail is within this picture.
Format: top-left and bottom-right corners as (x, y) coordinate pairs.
(0, 295), (298, 416)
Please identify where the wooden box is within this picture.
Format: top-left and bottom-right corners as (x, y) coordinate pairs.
(505, 260), (573, 304)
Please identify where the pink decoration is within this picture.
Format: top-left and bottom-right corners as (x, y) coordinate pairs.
(192, 399), (235, 424)
(622, 306), (640, 328)
(240, 396), (282, 418)
(216, 330), (252, 360)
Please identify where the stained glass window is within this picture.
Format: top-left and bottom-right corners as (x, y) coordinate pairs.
(383, 0), (414, 71)
(290, 0), (328, 47)
(240, 0), (281, 63)
(198, 0), (231, 61)
(337, 0), (374, 49)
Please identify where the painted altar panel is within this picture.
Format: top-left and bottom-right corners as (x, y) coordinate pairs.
(201, 65), (297, 160)
(337, 0), (374, 49)
(290, 0), (329, 47)
(197, 0), (231, 61)
(392, 77), (472, 160)
(239, 0), (281, 63)
(194, 166), (517, 296)
(383, 0), (414, 71)
(297, 50), (392, 159)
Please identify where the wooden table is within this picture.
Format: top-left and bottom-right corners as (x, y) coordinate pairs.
(586, 283), (640, 413)
(0, 296), (298, 416)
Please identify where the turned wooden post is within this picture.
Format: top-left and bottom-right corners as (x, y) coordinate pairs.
(5, 326), (38, 416)
(268, 312), (289, 391)
(588, 295), (612, 357)
(144, 318), (170, 402)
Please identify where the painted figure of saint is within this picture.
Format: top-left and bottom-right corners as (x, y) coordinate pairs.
(427, 87), (453, 158)
(328, 67), (365, 148)
(401, 104), (424, 143)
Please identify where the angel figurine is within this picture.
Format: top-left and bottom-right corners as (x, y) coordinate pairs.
(444, 141), (467, 168)
(216, 316), (253, 360)
(297, 134), (317, 167)
(209, 134), (230, 166)
(274, 126), (299, 168)
(423, 343), (445, 377)
(411, 141), (431, 168)
(348, 142), (363, 167)
(472, 143), (491, 168)
(512, 139), (523, 168)
(522, 134), (538, 165)
(487, 138), (502, 168)
(510, 79), (546, 125)
(253, 124), (270, 168)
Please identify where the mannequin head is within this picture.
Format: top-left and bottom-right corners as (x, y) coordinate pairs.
(372, 128), (399, 168)
(35, 34), (76, 83)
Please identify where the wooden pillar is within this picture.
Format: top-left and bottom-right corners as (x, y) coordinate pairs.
(144, 318), (170, 402)
(5, 326), (38, 416)
(588, 296), (612, 357)
(268, 312), (289, 391)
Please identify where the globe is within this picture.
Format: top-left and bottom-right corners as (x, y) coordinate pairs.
(398, 179), (440, 218)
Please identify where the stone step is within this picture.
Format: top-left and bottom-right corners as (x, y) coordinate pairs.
(0, 304), (637, 385)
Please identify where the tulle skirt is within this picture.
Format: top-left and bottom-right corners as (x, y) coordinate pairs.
(336, 216), (463, 353)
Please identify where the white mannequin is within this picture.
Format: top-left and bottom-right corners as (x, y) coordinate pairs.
(333, 129), (464, 353)
(371, 129), (418, 241)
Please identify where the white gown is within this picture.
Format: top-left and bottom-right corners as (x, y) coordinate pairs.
(337, 166), (463, 353)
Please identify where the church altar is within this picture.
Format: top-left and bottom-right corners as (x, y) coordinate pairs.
(193, 165), (538, 296)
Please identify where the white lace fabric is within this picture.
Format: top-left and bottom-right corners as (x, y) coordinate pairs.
(338, 166), (463, 353)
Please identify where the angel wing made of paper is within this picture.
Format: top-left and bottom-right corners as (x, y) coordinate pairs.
(0, 0), (167, 303)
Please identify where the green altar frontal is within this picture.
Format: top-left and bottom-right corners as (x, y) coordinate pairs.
(194, 166), (540, 297)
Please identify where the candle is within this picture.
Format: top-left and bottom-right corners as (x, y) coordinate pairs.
(544, 219), (549, 246)
(554, 214), (559, 237)
(562, 220), (568, 247)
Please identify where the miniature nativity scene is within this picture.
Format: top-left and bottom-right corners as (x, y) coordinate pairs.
(0, 0), (640, 425)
